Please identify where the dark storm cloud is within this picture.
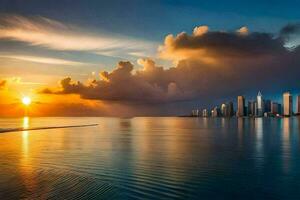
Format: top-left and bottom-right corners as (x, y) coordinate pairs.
(43, 25), (300, 105)
(160, 26), (288, 61)
(280, 23), (300, 36)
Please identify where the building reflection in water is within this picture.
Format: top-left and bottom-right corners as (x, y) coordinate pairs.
(282, 118), (291, 173)
(203, 117), (208, 129)
(221, 118), (225, 128)
(254, 118), (264, 168)
(237, 118), (244, 148)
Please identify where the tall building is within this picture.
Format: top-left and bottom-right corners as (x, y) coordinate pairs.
(257, 91), (264, 117)
(202, 109), (208, 117)
(283, 92), (293, 116)
(191, 109), (199, 117)
(248, 101), (255, 116)
(224, 102), (234, 117)
(254, 101), (258, 116)
(297, 95), (300, 114)
(212, 106), (220, 117)
(278, 103), (282, 115)
(271, 102), (279, 115)
(221, 103), (226, 117)
(271, 102), (282, 116)
(237, 96), (245, 117)
(264, 100), (271, 113)
(228, 102), (234, 117)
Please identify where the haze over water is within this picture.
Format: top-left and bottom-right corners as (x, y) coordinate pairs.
(1, 117), (300, 199)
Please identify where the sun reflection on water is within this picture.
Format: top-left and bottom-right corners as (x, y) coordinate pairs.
(22, 117), (30, 157)
(23, 116), (29, 129)
(20, 117), (37, 195)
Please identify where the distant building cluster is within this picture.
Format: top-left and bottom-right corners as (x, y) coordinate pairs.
(191, 92), (300, 118)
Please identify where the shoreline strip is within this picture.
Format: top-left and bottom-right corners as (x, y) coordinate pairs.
(0, 124), (98, 133)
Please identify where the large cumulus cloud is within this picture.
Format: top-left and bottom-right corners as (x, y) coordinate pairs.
(159, 25), (287, 62)
(43, 60), (189, 103)
(42, 25), (300, 108)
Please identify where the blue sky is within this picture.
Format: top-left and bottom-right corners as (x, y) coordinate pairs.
(1, 0), (299, 70)
(2, 0), (300, 39)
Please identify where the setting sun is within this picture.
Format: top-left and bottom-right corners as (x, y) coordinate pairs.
(22, 96), (31, 106)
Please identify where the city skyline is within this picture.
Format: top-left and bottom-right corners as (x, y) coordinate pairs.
(191, 91), (300, 117)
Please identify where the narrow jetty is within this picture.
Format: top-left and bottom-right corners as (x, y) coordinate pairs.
(0, 124), (98, 133)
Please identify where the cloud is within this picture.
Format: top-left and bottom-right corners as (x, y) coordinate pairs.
(0, 80), (6, 89)
(42, 60), (187, 103)
(159, 25), (286, 63)
(0, 55), (89, 66)
(236, 26), (249, 35)
(280, 23), (300, 36)
(280, 23), (300, 48)
(0, 15), (156, 57)
(41, 25), (300, 113)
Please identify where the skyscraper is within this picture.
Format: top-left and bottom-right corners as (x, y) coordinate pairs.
(228, 102), (234, 117)
(271, 102), (279, 115)
(224, 102), (234, 117)
(202, 109), (208, 117)
(264, 99), (271, 113)
(192, 109), (199, 117)
(212, 106), (220, 117)
(271, 102), (282, 116)
(297, 95), (300, 114)
(237, 96), (245, 117)
(254, 101), (258, 116)
(278, 103), (282, 115)
(257, 91), (264, 117)
(221, 103), (226, 117)
(248, 101), (255, 116)
(283, 92), (293, 116)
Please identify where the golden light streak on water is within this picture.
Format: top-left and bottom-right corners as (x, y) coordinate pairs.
(23, 116), (29, 129)
(22, 117), (30, 158)
(20, 116), (37, 196)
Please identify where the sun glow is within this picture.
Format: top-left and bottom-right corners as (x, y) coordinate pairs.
(22, 96), (31, 106)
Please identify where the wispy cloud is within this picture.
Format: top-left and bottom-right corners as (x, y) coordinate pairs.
(5, 76), (45, 86)
(0, 54), (89, 66)
(0, 15), (156, 57)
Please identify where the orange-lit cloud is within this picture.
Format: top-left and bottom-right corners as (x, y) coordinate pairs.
(237, 26), (249, 35)
(42, 60), (187, 103)
(41, 25), (300, 107)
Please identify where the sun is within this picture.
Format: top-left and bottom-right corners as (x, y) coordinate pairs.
(22, 96), (31, 106)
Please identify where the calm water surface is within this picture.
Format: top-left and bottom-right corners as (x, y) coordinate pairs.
(0, 117), (300, 199)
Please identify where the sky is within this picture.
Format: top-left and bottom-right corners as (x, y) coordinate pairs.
(0, 0), (300, 116)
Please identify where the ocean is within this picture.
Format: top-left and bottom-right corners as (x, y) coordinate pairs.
(0, 117), (300, 199)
